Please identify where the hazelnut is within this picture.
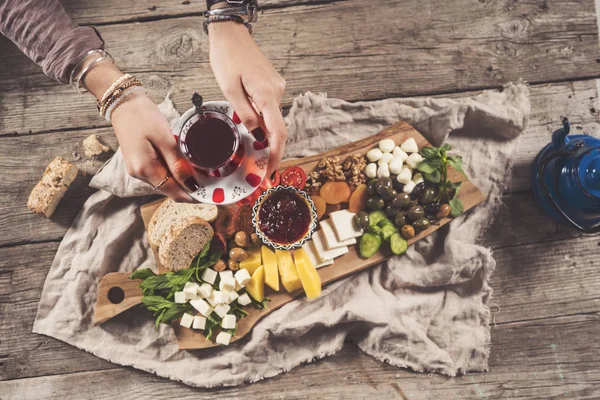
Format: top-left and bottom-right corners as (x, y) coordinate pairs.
(213, 259), (227, 272)
(250, 233), (261, 248)
(228, 259), (240, 270)
(229, 247), (248, 262)
(234, 231), (250, 248)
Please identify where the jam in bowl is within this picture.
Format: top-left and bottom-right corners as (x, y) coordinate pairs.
(252, 186), (318, 250)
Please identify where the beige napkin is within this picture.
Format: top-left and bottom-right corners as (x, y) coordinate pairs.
(33, 85), (530, 387)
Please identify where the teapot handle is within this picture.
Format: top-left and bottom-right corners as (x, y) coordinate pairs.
(551, 117), (571, 150)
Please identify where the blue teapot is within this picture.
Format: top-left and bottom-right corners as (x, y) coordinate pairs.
(531, 117), (600, 233)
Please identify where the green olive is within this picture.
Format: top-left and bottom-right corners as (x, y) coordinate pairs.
(394, 211), (408, 228)
(355, 211), (370, 229)
(375, 177), (393, 195)
(401, 224), (415, 239)
(420, 187), (437, 205)
(385, 204), (399, 218)
(407, 205), (425, 221)
(366, 196), (385, 210)
(367, 179), (379, 195)
(392, 193), (412, 209)
(381, 188), (397, 201)
(413, 217), (431, 232)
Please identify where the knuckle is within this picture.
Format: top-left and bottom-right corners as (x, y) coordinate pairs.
(275, 77), (286, 94)
(126, 162), (146, 178)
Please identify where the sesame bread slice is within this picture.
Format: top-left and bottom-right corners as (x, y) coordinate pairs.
(159, 216), (214, 272)
(147, 199), (218, 247)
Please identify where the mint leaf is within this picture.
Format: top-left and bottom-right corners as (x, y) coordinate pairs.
(423, 170), (441, 183)
(449, 197), (464, 217)
(417, 159), (443, 173)
(140, 274), (171, 292)
(130, 268), (156, 280)
(420, 146), (439, 160)
(447, 155), (466, 177)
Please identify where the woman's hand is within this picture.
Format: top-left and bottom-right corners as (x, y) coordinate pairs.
(208, 21), (287, 174)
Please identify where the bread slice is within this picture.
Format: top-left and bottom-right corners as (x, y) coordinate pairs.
(28, 157), (78, 218)
(147, 199), (218, 247)
(159, 216), (214, 271)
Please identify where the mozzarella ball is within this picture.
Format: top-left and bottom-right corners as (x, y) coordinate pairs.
(389, 157), (404, 175)
(403, 180), (416, 194)
(365, 163), (378, 178)
(377, 163), (390, 178)
(378, 153), (394, 167)
(400, 137), (419, 154)
(366, 148), (383, 162)
(413, 173), (424, 185)
(393, 146), (409, 161)
(396, 166), (412, 184)
(406, 153), (424, 169)
(378, 138), (396, 153)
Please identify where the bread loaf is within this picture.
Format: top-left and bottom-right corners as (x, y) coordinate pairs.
(27, 157), (78, 218)
(147, 199), (218, 247)
(159, 216), (214, 271)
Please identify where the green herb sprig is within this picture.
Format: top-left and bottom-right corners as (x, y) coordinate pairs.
(417, 144), (466, 217)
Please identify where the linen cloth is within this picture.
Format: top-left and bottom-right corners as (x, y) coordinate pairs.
(33, 85), (530, 387)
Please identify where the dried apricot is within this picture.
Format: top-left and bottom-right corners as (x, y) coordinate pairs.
(348, 184), (367, 213)
(319, 181), (351, 205)
(311, 195), (327, 220)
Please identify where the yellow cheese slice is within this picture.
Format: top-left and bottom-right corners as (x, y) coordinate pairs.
(245, 265), (265, 302)
(275, 249), (303, 292)
(293, 248), (322, 299)
(261, 246), (280, 291)
(239, 248), (262, 275)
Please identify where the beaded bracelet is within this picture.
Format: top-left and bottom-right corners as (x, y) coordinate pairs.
(203, 15), (252, 35)
(98, 77), (143, 117)
(104, 86), (146, 122)
(100, 74), (132, 104)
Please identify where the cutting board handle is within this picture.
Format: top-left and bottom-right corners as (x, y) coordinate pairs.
(93, 272), (144, 326)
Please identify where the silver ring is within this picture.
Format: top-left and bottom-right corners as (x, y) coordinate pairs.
(153, 175), (170, 191)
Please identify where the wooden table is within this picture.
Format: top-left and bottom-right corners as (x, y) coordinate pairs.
(1, 1), (599, 398)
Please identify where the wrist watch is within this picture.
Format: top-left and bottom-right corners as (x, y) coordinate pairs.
(205, 0), (258, 22)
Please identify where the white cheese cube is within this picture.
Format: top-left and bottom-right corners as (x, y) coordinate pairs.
(228, 290), (240, 304)
(320, 219), (357, 249)
(190, 298), (213, 317)
(302, 241), (334, 269)
(174, 291), (187, 304)
(219, 275), (236, 292)
(234, 280), (242, 291)
(237, 293), (252, 306)
(192, 315), (206, 330)
(377, 153), (394, 166)
(364, 163), (377, 178)
(213, 290), (229, 304)
(403, 180), (416, 194)
(179, 313), (194, 328)
(183, 282), (200, 300)
(413, 173), (424, 185)
(329, 210), (364, 241)
(214, 304), (231, 318)
(366, 148), (383, 162)
(235, 269), (252, 286)
(396, 166), (413, 184)
(400, 137), (419, 153)
(216, 331), (232, 346)
(221, 314), (237, 330)
(312, 230), (349, 263)
(198, 283), (213, 298)
(206, 292), (218, 307)
(202, 268), (218, 284)
(378, 138), (396, 153)
(219, 270), (234, 280)
(393, 146), (409, 161)
(377, 163), (390, 178)
(406, 153), (424, 169)
(389, 157), (404, 175)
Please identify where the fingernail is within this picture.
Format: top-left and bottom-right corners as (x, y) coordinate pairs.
(251, 127), (266, 143)
(184, 177), (200, 192)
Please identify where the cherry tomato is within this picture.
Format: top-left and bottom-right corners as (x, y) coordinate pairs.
(281, 166), (307, 189)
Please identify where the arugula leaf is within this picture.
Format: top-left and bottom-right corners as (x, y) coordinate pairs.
(140, 274), (171, 292)
(449, 197), (464, 217)
(423, 170), (441, 183)
(130, 268), (156, 280)
(447, 155), (466, 177)
(141, 295), (174, 312)
(204, 313), (221, 340)
(251, 297), (271, 310)
(159, 303), (193, 325)
(198, 241), (211, 259)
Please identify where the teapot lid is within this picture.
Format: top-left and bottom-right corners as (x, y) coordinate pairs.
(578, 148), (600, 198)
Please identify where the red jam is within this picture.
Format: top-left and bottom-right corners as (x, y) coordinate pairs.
(258, 190), (311, 245)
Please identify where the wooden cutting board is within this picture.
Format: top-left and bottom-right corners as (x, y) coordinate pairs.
(93, 121), (486, 349)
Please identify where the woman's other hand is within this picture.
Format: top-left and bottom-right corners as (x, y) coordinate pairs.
(208, 21), (287, 175)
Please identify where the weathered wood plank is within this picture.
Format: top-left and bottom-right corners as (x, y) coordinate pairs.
(1, 0), (599, 135)
(1, 313), (598, 399)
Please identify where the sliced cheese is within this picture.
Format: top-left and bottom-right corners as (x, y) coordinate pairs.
(312, 230), (349, 263)
(302, 241), (334, 269)
(293, 248), (322, 299)
(261, 246), (280, 291)
(329, 210), (363, 241)
(239, 248), (262, 274)
(246, 265), (265, 302)
(320, 219), (357, 249)
(275, 249), (303, 292)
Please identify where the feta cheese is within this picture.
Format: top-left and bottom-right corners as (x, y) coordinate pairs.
(221, 314), (236, 330)
(228, 290), (240, 304)
(198, 283), (213, 298)
(234, 280), (242, 291)
(378, 138), (396, 153)
(366, 148), (383, 162)
(302, 241), (334, 269)
(377, 163), (390, 178)
(312, 230), (349, 263)
(237, 293), (252, 306)
(400, 137), (419, 153)
(329, 209), (364, 241)
(406, 153), (424, 169)
(213, 290), (229, 304)
(219, 270), (234, 280)
(396, 166), (413, 184)
(403, 180), (416, 194)
(320, 219), (357, 249)
(413, 173), (424, 185)
(377, 153), (394, 166)
(214, 304), (231, 318)
(393, 146), (409, 161)
(216, 331), (232, 346)
(235, 269), (252, 286)
(364, 163), (377, 178)
(219, 275), (236, 292)
(180, 313), (194, 328)
(206, 292), (219, 307)
(190, 298), (213, 317)
(174, 291), (187, 304)
(202, 268), (218, 284)
(192, 315), (206, 330)
(183, 282), (199, 300)
(389, 157), (404, 175)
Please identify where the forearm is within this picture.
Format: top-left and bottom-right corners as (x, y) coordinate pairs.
(0, 0), (104, 83)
